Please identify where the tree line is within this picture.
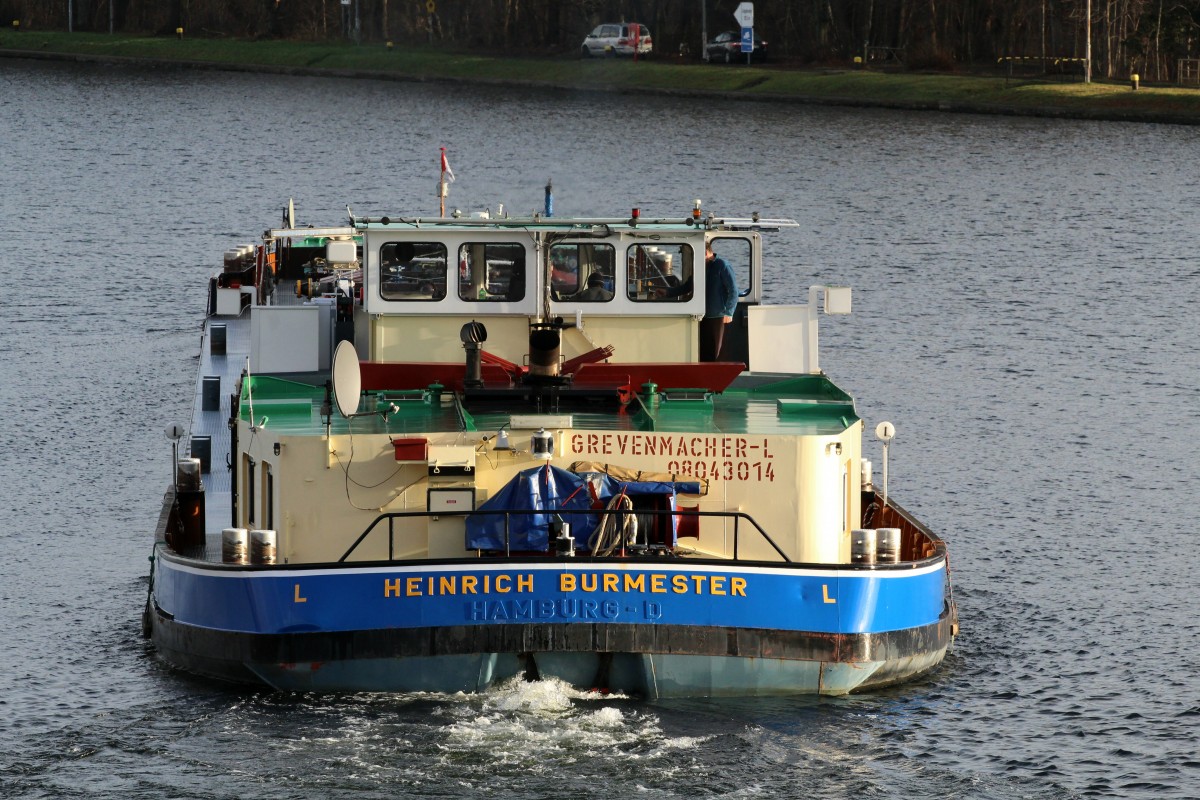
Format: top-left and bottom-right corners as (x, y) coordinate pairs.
(6, 0), (1200, 81)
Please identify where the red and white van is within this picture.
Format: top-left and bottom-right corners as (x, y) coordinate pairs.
(581, 23), (653, 57)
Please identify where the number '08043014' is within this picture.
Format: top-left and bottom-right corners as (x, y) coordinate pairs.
(571, 433), (777, 482)
(667, 460), (775, 482)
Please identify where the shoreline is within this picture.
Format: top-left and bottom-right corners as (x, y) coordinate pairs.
(5, 36), (1200, 127)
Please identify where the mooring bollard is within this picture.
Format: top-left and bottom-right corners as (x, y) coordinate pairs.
(1131, 73), (1140, 90)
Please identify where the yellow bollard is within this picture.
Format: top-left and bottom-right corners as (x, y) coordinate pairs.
(176, 27), (183, 39)
(11, 19), (19, 30)
(387, 41), (393, 50)
(1131, 73), (1139, 90)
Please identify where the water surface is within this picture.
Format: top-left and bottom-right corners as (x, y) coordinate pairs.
(2, 59), (1198, 799)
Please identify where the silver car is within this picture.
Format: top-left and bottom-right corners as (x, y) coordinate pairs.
(581, 23), (653, 57)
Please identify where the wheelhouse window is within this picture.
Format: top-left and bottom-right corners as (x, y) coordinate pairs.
(380, 241), (448, 301)
(710, 237), (752, 300)
(626, 243), (694, 303)
(550, 243), (615, 302)
(458, 243), (526, 302)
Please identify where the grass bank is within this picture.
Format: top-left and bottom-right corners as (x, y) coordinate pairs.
(5, 31), (1200, 125)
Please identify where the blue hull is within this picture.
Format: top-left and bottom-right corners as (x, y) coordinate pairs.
(149, 547), (954, 696)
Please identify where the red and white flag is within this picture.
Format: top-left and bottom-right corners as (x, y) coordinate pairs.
(440, 147), (455, 183)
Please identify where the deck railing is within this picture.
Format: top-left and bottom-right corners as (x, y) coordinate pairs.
(337, 508), (791, 564)
(861, 490), (946, 562)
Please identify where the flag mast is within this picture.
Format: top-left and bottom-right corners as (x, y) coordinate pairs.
(439, 147), (454, 217)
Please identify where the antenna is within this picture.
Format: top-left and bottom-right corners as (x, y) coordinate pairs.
(875, 421), (895, 513)
(246, 357), (255, 426)
(245, 358), (267, 431)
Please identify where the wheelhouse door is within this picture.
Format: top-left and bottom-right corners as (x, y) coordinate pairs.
(706, 232), (760, 364)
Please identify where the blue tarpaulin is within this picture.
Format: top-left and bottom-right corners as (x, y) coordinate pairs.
(465, 465), (690, 552)
(466, 465), (597, 551)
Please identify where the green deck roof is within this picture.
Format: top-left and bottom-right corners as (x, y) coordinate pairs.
(239, 373), (859, 438)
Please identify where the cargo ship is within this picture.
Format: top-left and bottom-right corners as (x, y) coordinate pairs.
(144, 195), (957, 697)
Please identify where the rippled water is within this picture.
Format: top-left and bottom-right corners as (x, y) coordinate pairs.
(2, 58), (1198, 799)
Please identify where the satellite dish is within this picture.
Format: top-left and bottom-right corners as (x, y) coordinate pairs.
(164, 423), (185, 441)
(287, 198), (295, 229)
(332, 340), (362, 418)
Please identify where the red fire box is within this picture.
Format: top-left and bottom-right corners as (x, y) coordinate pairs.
(392, 437), (429, 462)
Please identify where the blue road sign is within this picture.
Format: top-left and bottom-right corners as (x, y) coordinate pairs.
(740, 27), (754, 53)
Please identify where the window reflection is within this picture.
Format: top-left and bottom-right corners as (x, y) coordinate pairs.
(549, 243), (615, 302)
(380, 242), (448, 301)
(626, 243), (694, 302)
(710, 238), (752, 298)
(458, 243), (526, 302)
